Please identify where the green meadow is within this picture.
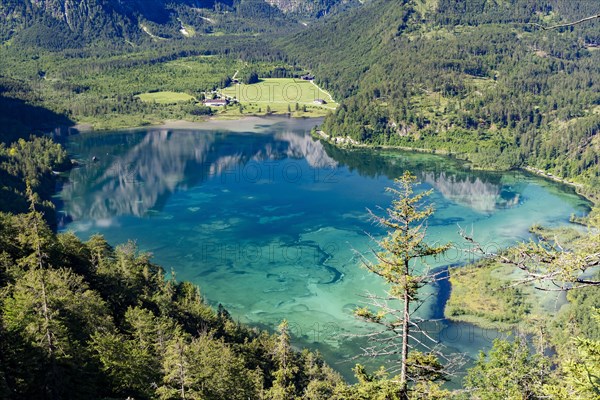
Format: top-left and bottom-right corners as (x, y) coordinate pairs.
(219, 78), (338, 117)
(137, 91), (195, 104)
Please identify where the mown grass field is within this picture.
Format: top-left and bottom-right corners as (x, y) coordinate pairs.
(219, 78), (338, 117)
(137, 91), (195, 104)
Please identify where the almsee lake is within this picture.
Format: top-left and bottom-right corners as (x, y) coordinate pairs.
(57, 117), (590, 380)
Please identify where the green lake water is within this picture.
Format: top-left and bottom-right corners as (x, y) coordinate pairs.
(57, 116), (590, 380)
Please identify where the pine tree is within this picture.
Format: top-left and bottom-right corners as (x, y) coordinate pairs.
(461, 208), (600, 289)
(268, 320), (299, 400)
(92, 307), (173, 398)
(3, 267), (111, 398)
(157, 332), (259, 400)
(158, 333), (193, 400)
(301, 350), (344, 399)
(544, 311), (600, 399)
(464, 338), (551, 399)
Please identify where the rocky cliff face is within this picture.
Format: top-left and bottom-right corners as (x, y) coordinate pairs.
(6, 0), (175, 21)
(0, 0), (355, 36)
(0, 0), (359, 47)
(1, 0), (137, 43)
(265, 0), (356, 17)
(0, 0), (209, 44)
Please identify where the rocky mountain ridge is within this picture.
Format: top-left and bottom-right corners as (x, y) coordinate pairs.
(0, 0), (357, 46)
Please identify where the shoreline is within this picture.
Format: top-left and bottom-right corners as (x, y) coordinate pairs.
(67, 114), (324, 134)
(314, 131), (596, 205)
(522, 166), (584, 190)
(73, 120), (595, 205)
(71, 112), (326, 133)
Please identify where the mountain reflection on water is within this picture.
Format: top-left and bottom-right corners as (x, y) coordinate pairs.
(60, 121), (522, 225)
(60, 125), (338, 224)
(422, 172), (520, 213)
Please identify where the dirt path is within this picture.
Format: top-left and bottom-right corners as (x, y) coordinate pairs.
(140, 25), (168, 41)
(310, 80), (335, 103)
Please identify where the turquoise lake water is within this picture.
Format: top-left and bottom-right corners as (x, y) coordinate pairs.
(57, 117), (590, 380)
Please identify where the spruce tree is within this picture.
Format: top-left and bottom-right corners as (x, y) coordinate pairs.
(355, 171), (451, 397)
(268, 320), (298, 400)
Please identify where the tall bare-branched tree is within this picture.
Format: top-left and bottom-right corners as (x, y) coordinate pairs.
(354, 171), (459, 398)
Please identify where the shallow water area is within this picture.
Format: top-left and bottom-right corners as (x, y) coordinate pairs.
(57, 116), (590, 380)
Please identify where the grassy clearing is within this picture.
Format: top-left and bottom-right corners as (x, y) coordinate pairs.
(0, 50), (243, 129)
(414, 0), (438, 16)
(445, 260), (535, 331)
(445, 225), (587, 332)
(179, 23), (196, 38)
(76, 114), (160, 130)
(137, 91), (195, 104)
(220, 78), (338, 117)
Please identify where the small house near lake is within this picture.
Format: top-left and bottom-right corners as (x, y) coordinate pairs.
(203, 99), (229, 107)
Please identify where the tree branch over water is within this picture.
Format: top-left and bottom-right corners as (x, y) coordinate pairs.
(458, 224), (600, 291)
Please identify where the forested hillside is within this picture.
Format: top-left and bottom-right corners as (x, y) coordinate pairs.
(0, 0), (356, 129)
(3, 0), (599, 198)
(283, 0), (600, 199)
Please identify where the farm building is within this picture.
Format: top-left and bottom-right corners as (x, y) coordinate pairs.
(203, 99), (229, 107)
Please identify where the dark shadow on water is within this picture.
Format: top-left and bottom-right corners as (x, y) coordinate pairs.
(0, 94), (74, 145)
(0, 93), (74, 229)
